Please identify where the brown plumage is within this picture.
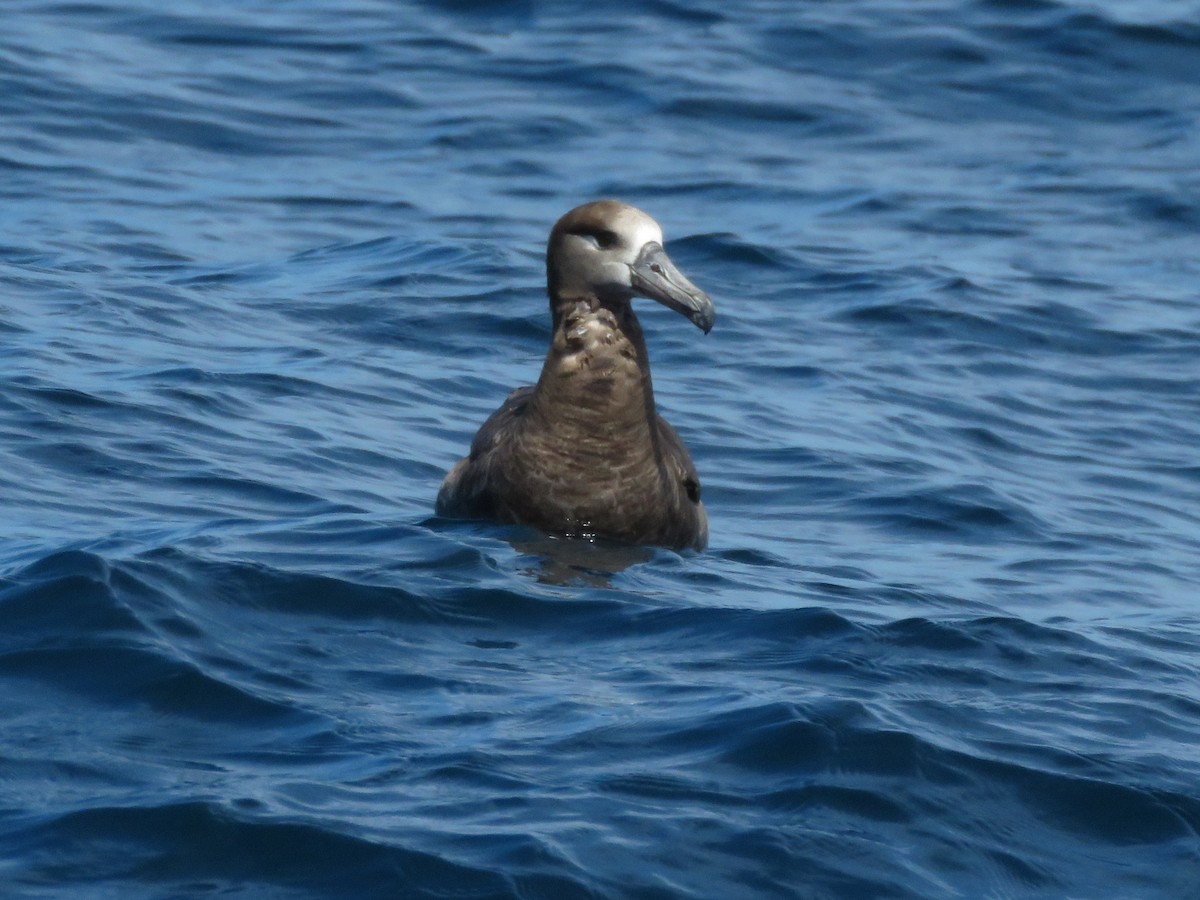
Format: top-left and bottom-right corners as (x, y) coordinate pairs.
(436, 200), (715, 551)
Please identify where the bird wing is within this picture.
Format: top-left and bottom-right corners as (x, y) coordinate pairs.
(469, 385), (534, 461)
(655, 414), (702, 505)
(436, 385), (534, 518)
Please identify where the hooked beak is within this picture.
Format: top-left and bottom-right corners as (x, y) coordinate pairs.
(629, 242), (716, 334)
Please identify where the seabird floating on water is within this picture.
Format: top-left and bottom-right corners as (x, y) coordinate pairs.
(436, 200), (715, 551)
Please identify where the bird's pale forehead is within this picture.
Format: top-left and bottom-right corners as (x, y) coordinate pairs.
(554, 200), (666, 250)
(608, 206), (664, 248)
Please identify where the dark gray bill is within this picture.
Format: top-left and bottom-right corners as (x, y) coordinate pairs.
(629, 242), (716, 334)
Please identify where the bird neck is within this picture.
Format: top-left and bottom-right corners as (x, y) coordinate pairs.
(531, 294), (658, 442)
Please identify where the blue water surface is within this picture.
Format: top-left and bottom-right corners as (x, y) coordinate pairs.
(3, 0), (1200, 897)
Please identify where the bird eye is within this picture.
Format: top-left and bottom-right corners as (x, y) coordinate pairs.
(572, 229), (620, 251)
(596, 229), (620, 249)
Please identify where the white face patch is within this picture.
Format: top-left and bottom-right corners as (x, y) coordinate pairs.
(611, 208), (664, 260)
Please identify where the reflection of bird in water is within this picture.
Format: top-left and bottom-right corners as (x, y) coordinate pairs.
(511, 534), (656, 587)
(437, 200), (715, 552)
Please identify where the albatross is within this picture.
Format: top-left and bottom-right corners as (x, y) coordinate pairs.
(436, 199), (715, 551)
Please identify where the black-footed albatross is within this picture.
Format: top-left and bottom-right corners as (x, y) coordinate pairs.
(436, 199), (715, 551)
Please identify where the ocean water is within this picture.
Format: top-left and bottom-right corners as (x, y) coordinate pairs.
(3, 0), (1199, 896)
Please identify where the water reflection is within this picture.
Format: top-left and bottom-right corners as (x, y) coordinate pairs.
(511, 533), (655, 586)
